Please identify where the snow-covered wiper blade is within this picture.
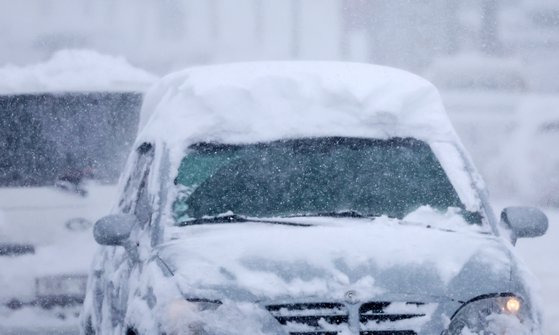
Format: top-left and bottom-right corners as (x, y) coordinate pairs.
(286, 210), (366, 218)
(178, 213), (311, 227)
(179, 213), (248, 226)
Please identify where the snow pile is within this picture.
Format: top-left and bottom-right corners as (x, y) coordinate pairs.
(0, 306), (80, 332)
(139, 62), (459, 149)
(0, 184), (115, 331)
(0, 49), (157, 94)
(516, 208), (559, 333)
(0, 227), (96, 302)
(403, 205), (472, 228)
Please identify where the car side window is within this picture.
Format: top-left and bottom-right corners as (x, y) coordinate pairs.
(119, 143), (154, 227)
(134, 172), (151, 228)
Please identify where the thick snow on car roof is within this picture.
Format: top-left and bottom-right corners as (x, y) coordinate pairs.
(0, 49), (156, 94)
(139, 62), (459, 149)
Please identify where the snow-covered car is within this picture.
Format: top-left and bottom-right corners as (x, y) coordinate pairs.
(82, 62), (548, 335)
(0, 50), (156, 333)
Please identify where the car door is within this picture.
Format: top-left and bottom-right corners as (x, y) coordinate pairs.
(86, 143), (154, 335)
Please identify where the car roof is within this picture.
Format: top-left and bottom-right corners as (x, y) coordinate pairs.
(138, 61), (460, 150)
(0, 49), (157, 95)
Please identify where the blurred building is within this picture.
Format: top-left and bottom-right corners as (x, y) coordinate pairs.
(501, 0), (559, 92)
(1, 0), (558, 86)
(0, 0), (341, 74)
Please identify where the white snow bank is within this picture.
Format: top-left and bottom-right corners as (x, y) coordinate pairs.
(0, 228), (97, 302)
(515, 207), (559, 334)
(0, 305), (80, 331)
(139, 62), (459, 149)
(0, 49), (157, 94)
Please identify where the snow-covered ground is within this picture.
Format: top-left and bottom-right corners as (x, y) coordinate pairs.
(513, 206), (559, 333)
(485, 201), (559, 333)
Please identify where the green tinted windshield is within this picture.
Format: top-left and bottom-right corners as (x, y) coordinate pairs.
(173, 137), (475, 222)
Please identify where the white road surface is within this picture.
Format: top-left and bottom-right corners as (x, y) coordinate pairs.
(515, 206), (559, 334)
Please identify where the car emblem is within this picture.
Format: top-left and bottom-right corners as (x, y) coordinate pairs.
(344, 290), (359, 304)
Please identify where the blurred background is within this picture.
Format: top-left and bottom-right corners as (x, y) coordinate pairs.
(1, 0), (558, 204)
(0, 0), (558, 333)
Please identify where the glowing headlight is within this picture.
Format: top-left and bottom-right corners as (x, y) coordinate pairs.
(504, 296), (521, 314)
(446, 294), (531, 335)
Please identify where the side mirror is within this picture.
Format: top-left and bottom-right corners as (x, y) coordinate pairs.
(93, 214), (137, 246)
(500, 206), (548, 244)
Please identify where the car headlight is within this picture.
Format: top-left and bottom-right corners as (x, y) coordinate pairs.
(167, 298), (222, 320)
(163, 298), (222, 335)
(446, 294), (532, 335)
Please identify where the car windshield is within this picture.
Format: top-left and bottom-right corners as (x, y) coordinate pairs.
(0, 92), (141, 187)
(173, 137), (480, 223)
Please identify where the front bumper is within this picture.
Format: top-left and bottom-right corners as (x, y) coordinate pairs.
(160, 296), (455, 335)
(159, 295), (540, 335)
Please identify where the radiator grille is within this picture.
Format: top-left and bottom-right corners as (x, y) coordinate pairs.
(268, 301), (434, 335)
(359, 301), (431, 335)
(360, 332), (416, 335)
(266, 302), (349, 335)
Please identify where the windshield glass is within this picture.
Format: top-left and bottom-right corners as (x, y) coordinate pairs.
(173, 137), (480, 223)
(0, 92), (141, 187)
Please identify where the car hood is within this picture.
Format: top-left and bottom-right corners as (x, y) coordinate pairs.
(158, 217), (514, 303)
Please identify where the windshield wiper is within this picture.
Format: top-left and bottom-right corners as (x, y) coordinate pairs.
(286, 210), (366, 218)
(178, 213), (311, 227)
(179, 213), (247, 226)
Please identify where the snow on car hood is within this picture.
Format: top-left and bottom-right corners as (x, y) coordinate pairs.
(0, 49), (156, 94)
(158, 214), (512, 303)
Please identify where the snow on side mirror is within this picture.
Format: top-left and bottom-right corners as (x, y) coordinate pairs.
(500, 206), (548, 245)
(93, 214), (137, 246)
